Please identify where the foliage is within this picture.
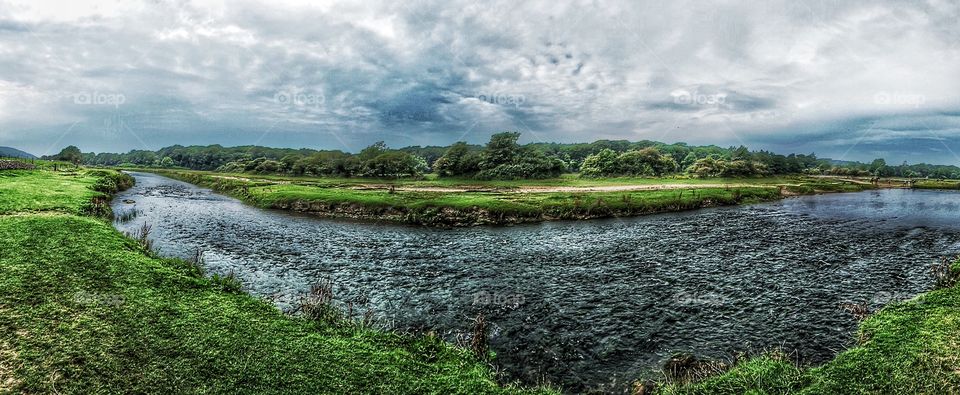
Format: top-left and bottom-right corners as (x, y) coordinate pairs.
(580, 147), (677, 177)
(361, 151), (423, 178)
(434, 142), (482, 177)
(62, 134), (960, 180)
(686, 157), (770, 178)
(51, 145), (83, 164)
(435, 133), (565, 180)
(579, 149), (619, 177)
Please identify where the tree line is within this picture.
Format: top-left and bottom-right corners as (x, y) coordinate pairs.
(48, 133), (960, 180)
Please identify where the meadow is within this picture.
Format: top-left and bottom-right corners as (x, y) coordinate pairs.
(149, 169), (875, 226)
(0, 167), (545, 394)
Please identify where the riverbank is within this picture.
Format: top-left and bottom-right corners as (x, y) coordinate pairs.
(913, 179), (960, 190)
(146, 169), (876, 226)
(657, 258), (960, 394)
(0, 167), (547, 394)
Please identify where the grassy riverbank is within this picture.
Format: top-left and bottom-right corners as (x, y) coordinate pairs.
(913, 179), (960, 190)
(658, 260), (960, 394)
(147, 169), (874, 226)
(0, 168), (546, 394)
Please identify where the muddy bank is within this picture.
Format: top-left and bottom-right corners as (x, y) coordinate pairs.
(270, 196), (777, 227)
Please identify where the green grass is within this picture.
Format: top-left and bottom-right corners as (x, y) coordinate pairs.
(140, 168), (809, 189)
(913, 180), (960, 190)
(0, 168), (547, 394)
(659, 262), (960, 395)
(0, 170), (101, 214)
(151, 170), (874, 226)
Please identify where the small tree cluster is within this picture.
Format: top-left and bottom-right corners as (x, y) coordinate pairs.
(685, 157), (770, 178)
(434, 132), (565, 180)
(579, 147), (678, 177)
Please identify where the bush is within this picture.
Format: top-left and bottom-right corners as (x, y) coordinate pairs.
(580, 147), (677, 177)
(89, 171), (135, 194)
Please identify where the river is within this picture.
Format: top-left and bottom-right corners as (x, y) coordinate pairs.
(112, 172), (960, 393)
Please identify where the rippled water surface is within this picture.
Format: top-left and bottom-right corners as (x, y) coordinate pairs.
(113, 172), (960, 392)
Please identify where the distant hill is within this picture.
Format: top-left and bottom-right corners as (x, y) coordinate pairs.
(0, 146), (36, 159)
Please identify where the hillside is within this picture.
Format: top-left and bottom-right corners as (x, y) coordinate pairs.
(0, 146), (36, 159)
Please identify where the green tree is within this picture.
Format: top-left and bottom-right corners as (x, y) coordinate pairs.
(681, 152), (699, 168)
(359, 141), (389, 162)
(687, 157), (725, 177)
(362, 152), (422, 178)
(579, 149), (619, 177)
(434, 141), (476, 177)
(730, 145), (751, 161)
(870, 158), (889, 176)
(479, 132), (521, 169)
(56, 145), (83, 164)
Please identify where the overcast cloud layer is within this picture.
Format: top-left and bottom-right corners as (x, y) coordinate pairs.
(1, 0), (959, 163)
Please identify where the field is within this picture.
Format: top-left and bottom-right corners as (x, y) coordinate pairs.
(913, 179), (960, 190)
(0, 167), (545, 394)
(147, 169), (875, 226)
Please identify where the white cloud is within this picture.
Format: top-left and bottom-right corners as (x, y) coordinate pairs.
(0, 0), (958, 163)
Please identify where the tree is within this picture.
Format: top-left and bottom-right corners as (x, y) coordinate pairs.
(681, 152), (699, 168)
(730, 145), (751, 161)
(362, 152), (422, 178)
(359, 141), (389, 162)
(870, 158), (889, 176)
(56, 145), (83, 165)
(474, 150), (565, 180)
(279, 154), (302, 172)
(687, 157), (725, 177)
(159, 156), (175, 168)
(254, 160), (282, 173)
(579, 149), (619, 177)
(479, 132), (522, 169)
(434, 141), (478, 177)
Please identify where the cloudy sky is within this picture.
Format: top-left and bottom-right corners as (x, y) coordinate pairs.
(1, 0), (959, 164)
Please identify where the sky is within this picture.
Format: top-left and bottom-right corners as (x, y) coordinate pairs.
(0, 0), (959, 164)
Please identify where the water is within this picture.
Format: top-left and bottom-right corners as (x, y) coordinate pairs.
(112, 172), (960, 393)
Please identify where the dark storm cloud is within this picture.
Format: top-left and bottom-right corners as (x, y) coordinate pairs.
(0, 0), (958, 164)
